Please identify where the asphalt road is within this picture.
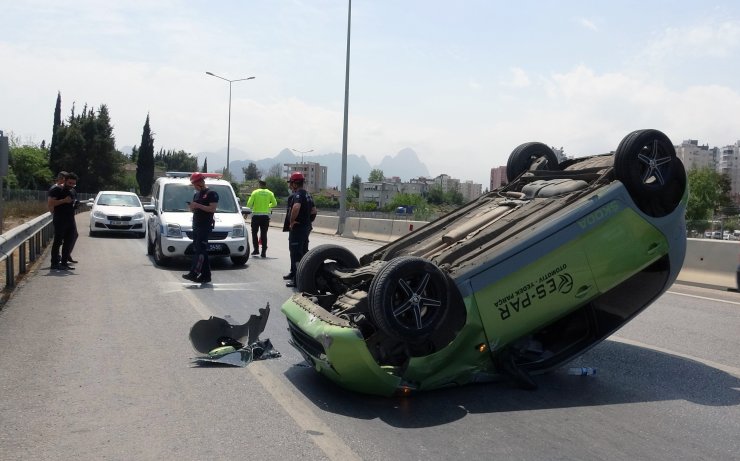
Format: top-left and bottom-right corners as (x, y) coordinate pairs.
(0, 213), (738, 461)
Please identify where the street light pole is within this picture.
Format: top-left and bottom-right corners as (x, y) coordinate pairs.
(205, 72), (255, 178)
(290, 148), (314, 164)
(337, 0), (351, 235)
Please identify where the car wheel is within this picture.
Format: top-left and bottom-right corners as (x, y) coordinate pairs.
(615, 129), (686, 217)
(297, 244), (361, 298)
(146, 233), (155, 255)
(506, 142), (559, 182)
(153, 235), (169, 266)
(137, 232), (146, 239)
(368, 256), (449, 342)
(231, 255), (248, 266)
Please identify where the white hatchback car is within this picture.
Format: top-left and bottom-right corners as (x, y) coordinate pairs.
(88, 191), (146, 238)
(145, 172), (251, 266)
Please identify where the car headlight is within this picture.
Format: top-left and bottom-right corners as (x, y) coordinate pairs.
(132, 212), (145, 220)
(232, 224), (245, 238)
(92, 210), (106, 219)
(166, 223), (183, 238)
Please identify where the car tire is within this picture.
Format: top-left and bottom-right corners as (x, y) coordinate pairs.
(615, 129), (686, 217)
(506, 142), (559, 182)
(146, 233), (155, 255)
(137, 232), (146, 239)
(231, 255), (249, 266)
(368, 256), (449, 342)
(153, 235), (169, 266)
(296, 244), (361, 296)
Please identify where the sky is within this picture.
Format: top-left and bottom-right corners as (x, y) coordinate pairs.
(3, 0), (740, 187)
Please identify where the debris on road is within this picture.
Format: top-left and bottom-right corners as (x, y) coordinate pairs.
(189, 303), (280, 367)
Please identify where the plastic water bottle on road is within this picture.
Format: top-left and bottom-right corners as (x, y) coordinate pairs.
(568, 367), (597, 376)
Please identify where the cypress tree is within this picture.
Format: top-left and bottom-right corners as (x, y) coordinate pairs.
(136, 114), (155, 196)
(202, 157), (208, 173)
(49, 91), (62, 173)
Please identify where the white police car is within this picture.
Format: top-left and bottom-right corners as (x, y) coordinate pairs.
(145, 172), (251, 266)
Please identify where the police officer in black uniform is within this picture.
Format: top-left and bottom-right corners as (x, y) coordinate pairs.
(283, 171), (317, 287)
(182, 172), (218, 284)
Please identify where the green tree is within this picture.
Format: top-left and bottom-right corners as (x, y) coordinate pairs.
(154, 148), (197, 172)
(444, 189), (464, 205)
(350, 174), (361, 198)
(8, 142), (54, 190)
(243, 162), (261, 180)
(265, 176), (289, 198)
(201, 157), (208, 172)
(686, 167), (730, 220)
(53, 103), (123, 193)
(136, 114), (155, 196)
(368, 169), (384, 182)
(314, 194), (339, 210)
(48, 91), (62, 174)
(426, 186), (445, 205)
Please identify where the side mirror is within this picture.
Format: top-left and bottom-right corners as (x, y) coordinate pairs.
(143, 204), (155, 213)
(241, 206), (252, 216)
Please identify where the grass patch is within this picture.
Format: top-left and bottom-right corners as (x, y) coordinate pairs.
(3, 200), (49, 219)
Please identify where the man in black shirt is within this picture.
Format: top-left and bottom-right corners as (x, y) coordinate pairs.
(283, 172), (317, 287)
(182, 172), (219, 284)
(47, 172), (78, 270)
(48, 171), (80, 263)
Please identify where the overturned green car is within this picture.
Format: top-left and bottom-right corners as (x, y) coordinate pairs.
(281, 129), (687, 396)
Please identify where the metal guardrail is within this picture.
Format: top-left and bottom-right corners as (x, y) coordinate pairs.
(0, 213), (54, 293)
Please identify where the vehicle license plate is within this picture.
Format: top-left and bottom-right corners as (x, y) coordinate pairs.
(208, 243), (223, 252)
(110, 220), (126, 226)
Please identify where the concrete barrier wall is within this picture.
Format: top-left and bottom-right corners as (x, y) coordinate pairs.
(265, 211), (426, 242)
(677, 238), (737, 289)
(263, 213), (737, 289)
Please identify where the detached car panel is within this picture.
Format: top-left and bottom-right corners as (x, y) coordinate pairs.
(282, 129), (687, 396)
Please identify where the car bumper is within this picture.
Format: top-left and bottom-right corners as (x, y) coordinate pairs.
(282, 293), (494, 396)
(90, 217), (146, 233)
(158, 235), (249, 257)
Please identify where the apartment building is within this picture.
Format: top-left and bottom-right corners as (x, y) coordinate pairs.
(490, 165), (507, 190)
(676, 139), (717, 171)
(282, 161), (327, 194)
(459, 180), (483, 202)
(359, 181), (400, 208)
(719, 141), (740, 204)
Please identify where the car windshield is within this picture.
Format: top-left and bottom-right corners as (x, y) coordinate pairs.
(97, 194), (142, 207)
(162, 183), (238, 213)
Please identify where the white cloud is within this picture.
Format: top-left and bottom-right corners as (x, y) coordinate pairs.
(643, 20), (740, 60)
(501, 67), (531, 88)
(576, 17), (598, 32)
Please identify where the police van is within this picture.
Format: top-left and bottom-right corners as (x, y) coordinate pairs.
(145, 172), (251, 266)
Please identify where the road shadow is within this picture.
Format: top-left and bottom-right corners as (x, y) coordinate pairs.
(146, 255), (251, 273)
(88, 232), (144, 239)
(283, 340), (740, 428)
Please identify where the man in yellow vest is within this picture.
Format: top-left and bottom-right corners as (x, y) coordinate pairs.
(247, 179), (278, 258)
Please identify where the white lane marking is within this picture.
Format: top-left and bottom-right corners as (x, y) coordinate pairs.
(666, 290), (740, 306)
(249, 361), (363, 461)
(609, 336), (740, 378)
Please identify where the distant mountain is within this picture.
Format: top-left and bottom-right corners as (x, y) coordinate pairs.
(201, 147), (431, 187)
(377, 148), (430, 179)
